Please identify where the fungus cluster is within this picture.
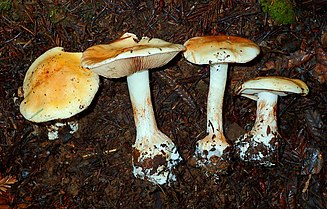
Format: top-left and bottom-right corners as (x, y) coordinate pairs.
(183, 36), (260, 169)
(20, 33), (309, 185)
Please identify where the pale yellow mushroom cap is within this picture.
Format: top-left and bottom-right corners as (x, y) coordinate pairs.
(81, 32), (185, 78)
(237, 76), (309, 100)
(183, 35), (260, 65)
(20, 47), (100, 123)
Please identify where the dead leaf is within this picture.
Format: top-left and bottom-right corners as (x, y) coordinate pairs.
(321, 32), (327, 50)
(287, 50), (313, 68)
(313, 48), (327, 83)
(305, 109), (326, 140)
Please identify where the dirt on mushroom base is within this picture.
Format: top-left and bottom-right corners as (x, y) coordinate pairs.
(234, 131), (281, 166)
(0, 1), (326, 208)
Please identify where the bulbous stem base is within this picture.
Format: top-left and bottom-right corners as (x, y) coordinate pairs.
(234, 92), (281, 166)
(132, 130), (182, 185)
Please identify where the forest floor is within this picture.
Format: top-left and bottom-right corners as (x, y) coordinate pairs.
(0, 0), (326, 208)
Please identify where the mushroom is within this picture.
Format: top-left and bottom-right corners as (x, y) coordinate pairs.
(183, 36), (260, 168)
(81, 32), (185, 185)
(234, 76), (309, 166)
(20, 47), (99, 122)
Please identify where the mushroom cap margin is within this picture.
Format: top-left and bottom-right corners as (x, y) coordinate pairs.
(81, 33), (186, 78)
(236, 76), (309, 100)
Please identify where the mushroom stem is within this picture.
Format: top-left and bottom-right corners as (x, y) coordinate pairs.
(127, 70), (181, 185)
(207, 64), (228, 134)
(194, 63), (230, 167)
(235, 91), (280, 166)
(127, 70), (157, 136)
(253, 92), (279, 142)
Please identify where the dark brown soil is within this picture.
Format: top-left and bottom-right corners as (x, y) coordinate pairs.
(0, 0), (326, 208)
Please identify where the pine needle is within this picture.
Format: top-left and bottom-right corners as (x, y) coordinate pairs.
(0, 175), (17, 194)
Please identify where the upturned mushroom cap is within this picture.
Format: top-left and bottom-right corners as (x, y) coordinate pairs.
(183, 35), (260, 65)
(81, 32), (185, 78)
(20, 47), (100, 123)
(236, 76), (309, 101)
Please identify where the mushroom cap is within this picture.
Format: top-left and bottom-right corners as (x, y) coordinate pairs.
(183, 35), (260, 65)
(81, 32), (185, 78)
(237, 76), (309, 100)
(20, 47), (100, 123)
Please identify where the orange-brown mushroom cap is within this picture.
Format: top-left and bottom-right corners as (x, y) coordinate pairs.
(20, 47), (100, 123)
(183, 35), (260, 65)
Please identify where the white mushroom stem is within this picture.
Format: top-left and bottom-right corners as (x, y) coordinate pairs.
(127, 70), (158, 137)
(194, 63), (230, 166)
(207, 64), (227, 135)
(252, 91), (279, 143)
(127, 70), (181, 185)
(235, 91), (280, 166)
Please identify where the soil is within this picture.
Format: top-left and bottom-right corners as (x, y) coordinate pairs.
(0, 0), (326, 208)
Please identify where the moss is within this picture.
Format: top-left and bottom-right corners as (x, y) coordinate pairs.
(260, 0), (295, 25)
(0, 0), (12, 11)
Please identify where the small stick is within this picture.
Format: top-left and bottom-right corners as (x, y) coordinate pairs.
(82, 149), (117, 159)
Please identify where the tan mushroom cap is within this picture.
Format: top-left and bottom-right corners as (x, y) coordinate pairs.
(236, 76), (309, 101)
(183, 35), (260, 65)
(20, 47), (100, 123)
(81, 32), (186, 78)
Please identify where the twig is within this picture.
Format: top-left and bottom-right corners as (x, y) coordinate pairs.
(81, 149), (117, 159)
